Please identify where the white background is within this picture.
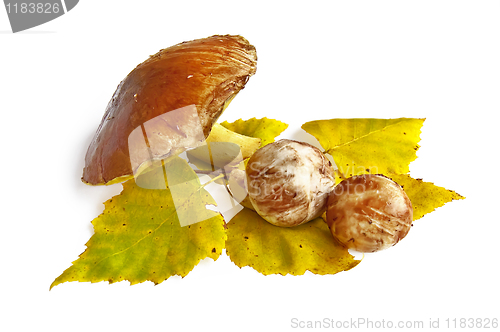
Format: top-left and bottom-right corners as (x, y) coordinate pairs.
(1, 1), (499, 331)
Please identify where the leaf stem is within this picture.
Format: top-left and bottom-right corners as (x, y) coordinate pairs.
(201, 173), (225, 188)
(194, 169), (224, 175)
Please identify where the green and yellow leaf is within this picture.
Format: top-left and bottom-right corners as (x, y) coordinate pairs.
(226, 208), (361, 276)
(51, 157), (226, 289)
(302, 118), (424, 177)
(221, 117), (289, 147)
(389, 174), (465, 221)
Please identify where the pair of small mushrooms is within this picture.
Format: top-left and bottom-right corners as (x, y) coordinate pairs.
(245, 139), (413, 253)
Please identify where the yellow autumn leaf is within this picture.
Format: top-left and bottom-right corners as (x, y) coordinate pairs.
(221, 117), (289, 147)
(389, 174), (465, 221)
(51, 157), (226, 289)
(303, 118), (464, 223)
(226, 208), (361, 276)
(302, 118), (424, 177)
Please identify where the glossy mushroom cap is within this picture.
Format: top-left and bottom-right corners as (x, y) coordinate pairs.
(83, 35), (257, 185)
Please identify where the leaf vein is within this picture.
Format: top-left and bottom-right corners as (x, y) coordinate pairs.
(91, 180), (217, 268)
(326, 119), (410, 154)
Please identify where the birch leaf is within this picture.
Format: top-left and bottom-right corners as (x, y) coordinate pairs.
(51, 157), (226, 289)
(302, 118), (424, 177)
(389, 174), (465, 221)
(226, 208), (361, 275)
(221, 117), (289, 147)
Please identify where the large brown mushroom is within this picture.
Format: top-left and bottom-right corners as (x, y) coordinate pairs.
(82, 35), (257, 185)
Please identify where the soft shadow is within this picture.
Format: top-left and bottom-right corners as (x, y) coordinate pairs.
(72, 128), (124, 225)
(288, 127), (324, 150)
(0, 30), (56, 34)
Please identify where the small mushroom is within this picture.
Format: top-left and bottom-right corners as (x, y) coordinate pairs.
(245, 139), (336, 227)
(326, 174), (413, 252)
(82, 35), (257, 185)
